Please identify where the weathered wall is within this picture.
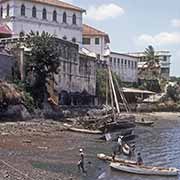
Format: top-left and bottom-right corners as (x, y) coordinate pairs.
(0, 53), (14, 80)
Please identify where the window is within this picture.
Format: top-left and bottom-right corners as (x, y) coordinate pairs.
(6, 4), (9, 17)
(42, 8), (47, 20)
(32, 6), (36, 18)
(72, 13), (76, 24)
(21, 4), (25, 16)
(0, 6), (3, 18)
(125, 59), (127, 66)
(128, 60), (130, 68)
(53, 10), (57, 21)
(134, 62), (137, 68)
(72, 37), (76, 43)
(63, 12), (66, 23)
(118, 58), (120, 66)
(121, 59), (124, 65)
(82, 37), (91, 45)
(114, 58), (116, 65)
(95, 37), (100, 45)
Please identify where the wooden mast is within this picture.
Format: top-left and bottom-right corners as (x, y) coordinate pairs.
(108, 66), (120, 114)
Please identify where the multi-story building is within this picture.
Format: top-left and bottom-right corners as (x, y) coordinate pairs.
(104, 52), (138, 82)
(82, 24), (110, 59)
(82, 24), (138, 83)
(129, 51), (171, 80)
(0, 0), (85, 43)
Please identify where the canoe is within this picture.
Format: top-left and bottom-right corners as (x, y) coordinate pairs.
(97, 153), (136, 165)
(63, 123), (102, 134)
(110, 162), (178, 176)
(135, 120), (154, 126)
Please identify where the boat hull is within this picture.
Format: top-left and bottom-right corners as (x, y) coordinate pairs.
(110, 162), (178, 176)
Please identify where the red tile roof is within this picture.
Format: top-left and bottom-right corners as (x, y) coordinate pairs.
(83, 24), (110, 43)
(0, 0), (85, 12)
(0, 24), (12, 35)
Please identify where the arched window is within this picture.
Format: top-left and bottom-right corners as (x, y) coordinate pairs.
(63, 12), (66, 23)
(72, 37), (76, 43)
(32, 6), (36, 18)
(42, 8), (47, 20)
(72, 14), (76, 25)
(21, 4), (25, 16)
(0, 6), (3, 18)
(53, 10), (57, 21)
(6, 4), (9, 17)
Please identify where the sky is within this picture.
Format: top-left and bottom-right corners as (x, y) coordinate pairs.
(64, 0), (180, 76)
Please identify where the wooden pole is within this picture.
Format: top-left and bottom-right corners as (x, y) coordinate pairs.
(108, 66), (120, 114)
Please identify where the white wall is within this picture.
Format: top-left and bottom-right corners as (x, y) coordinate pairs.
(0, 0), (83, 43)
(82, 35), (107, 59)
(105, 52), (138, 82)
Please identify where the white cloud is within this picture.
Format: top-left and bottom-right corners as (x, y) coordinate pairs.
(137, 32), (180, 46)
(85, 3), (124, 21)
(171, 19), (180, 28)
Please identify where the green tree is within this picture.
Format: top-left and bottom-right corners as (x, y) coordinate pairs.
(24, 31), (60, 108)
(138, 45), (161, 92)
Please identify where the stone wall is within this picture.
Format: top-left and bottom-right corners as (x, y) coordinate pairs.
(0, 53), (14, 80)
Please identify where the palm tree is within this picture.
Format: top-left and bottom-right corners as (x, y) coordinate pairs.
(139, 45), (160, 80)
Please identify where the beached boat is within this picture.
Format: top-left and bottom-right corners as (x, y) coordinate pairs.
(64, 123), (102, 134)
(97, 153), (136, 165)
(110, 162), (178, 176)
(135, 120), (154, 126)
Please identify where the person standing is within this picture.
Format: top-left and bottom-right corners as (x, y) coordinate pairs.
(136, 152), (143, 165)
(77, 149), (86, 173)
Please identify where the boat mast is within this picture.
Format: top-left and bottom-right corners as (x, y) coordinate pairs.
(108, 66), (120, 114)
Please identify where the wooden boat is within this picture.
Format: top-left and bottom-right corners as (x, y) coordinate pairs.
(98, 121), (135, 132)
(135, 120), (154, 126)
(63, 123), (102, 134)
(97, 153), (136, 165)
(110, 162), (178, 176)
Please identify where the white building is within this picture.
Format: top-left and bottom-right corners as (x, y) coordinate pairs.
(82, 24), (110, 59)
(104, 52), (138, 82)
(82, 24), (138, 83)
(0, 0), (85, 43)
(129, 51), (171, 80)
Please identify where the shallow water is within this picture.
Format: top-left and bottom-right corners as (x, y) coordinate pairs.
(93, 118), (180, 180)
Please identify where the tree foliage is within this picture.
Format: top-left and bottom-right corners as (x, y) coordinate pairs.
(96, 69), (122, 104)
(24, 31), (61, 108)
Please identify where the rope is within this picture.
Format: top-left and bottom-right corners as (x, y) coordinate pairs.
(0, 160), (35, 180)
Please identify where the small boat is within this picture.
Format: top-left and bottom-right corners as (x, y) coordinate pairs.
(97, 153), (136, 165)
(63, 123), (102, 134)
(122, 144), (131, 156)
(98, 121), (136, 132)
(110, 162), (178, 176)
(135, 120), (154, 126)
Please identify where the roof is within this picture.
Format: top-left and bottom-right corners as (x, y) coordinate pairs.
(0, 24), (12, 35)
(1, 0), (85, 12)
(110, 51), (140, 59)
(79, 47), (97, 58)
(83, 24), (110, 43)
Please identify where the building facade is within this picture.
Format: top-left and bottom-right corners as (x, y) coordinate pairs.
(82, 24), (110, 60)
(104, 52), (138, 82)
(0, 0), (85, 43)
(129, 51), (171, 80)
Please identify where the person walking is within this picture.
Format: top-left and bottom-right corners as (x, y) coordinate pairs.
(77, 148), (86, 174)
